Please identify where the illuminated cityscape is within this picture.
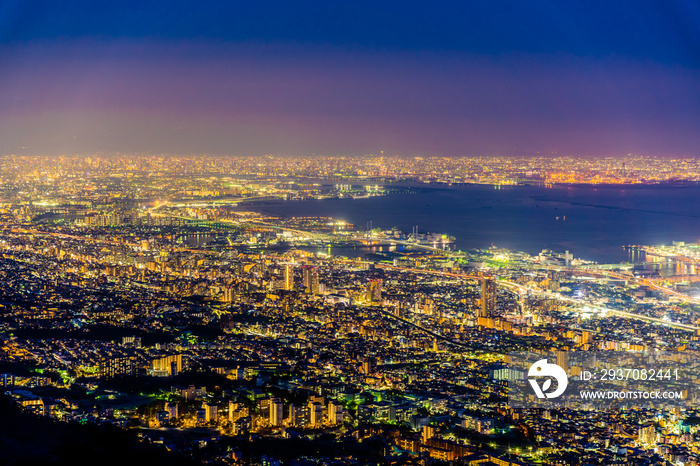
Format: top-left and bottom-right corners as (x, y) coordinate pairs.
(2, 154), (700, 465)
(1, 2), (700, 466)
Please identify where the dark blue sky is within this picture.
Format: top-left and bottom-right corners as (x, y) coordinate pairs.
(1, 1), (699, 156)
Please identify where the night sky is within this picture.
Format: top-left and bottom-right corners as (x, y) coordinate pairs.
(1, 1), (699, 156)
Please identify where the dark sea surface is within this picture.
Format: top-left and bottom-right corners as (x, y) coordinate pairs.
(254, 184), (700, 264)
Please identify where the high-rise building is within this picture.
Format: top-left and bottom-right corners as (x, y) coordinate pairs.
(564, 250), (573, 266)
(480, 276), (497, 318)
(287, 403), (296, 425)
(309, 401), (323, 428)
(284, 265), (294, 291)
(581, 331), (592, 344)
(422, 425), (435, 443)
(556, 350), (569, 373)
(361, 358), (375, 375)
(151, 354), (184, 377)
(101, 357), (138, 379)
(328, 400), (343, 425)
(204, 403), (218, 422)
(302, 266), (320, 294)
(302, 266), (311, 290)
(289, 403), (310, 428)
(638, 424), (656, 445)
(366, 279), (382, 303)
(270, 398), (284, 427)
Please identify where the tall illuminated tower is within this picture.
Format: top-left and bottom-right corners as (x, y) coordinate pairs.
(480, 276), (496, 318)
(556, 350), (569, 372)
(284, 265), (294, 291)
(302, 266), (319, 294)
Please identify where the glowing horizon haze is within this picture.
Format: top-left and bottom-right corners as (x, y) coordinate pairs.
(0, 1), (699, 157)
